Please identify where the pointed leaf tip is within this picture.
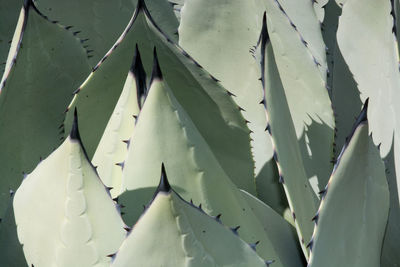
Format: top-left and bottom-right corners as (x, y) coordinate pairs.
(70, 108), (81, 140)
(150, 47), (163, 84)
(24, 0), (34, 10)
(136, 0), (147, 12)
(156, 163), (171, 193)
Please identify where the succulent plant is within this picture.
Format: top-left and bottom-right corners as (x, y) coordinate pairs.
(0, 0), (399, 266)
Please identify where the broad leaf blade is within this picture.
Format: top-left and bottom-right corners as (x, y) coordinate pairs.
(258, 18), (319, 259)
(64, 2), (255, 195)
(0, 1), (90, 215)
(113, 188), (268, 267)
(35, 0), (179, 65)
(91, 47), (143, 197)
(309, 110), (389, 267)
(119, 75), (285, 265)
(13, 116), (126, 267)
(179, 0), (273, 175)
(240, 190), (305, 266)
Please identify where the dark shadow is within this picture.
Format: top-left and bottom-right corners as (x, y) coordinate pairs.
(255, 158), (288, 215)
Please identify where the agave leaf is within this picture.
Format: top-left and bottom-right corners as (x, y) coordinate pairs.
(240, 190), (305, 266)
(91, 45), (143, 198)
(0, 193), (26, 267)
(179, 0), (273, 176)
(0, 0), (90, 216)
(381, 145), (400, 267)
(336, 0), (400, 166)
(257, 16), (319, 259)
(260, 0), (333, 128)
(261, 0), (335, 192)
(13, 112), (126, 267)
(322, 1), (362, 158)
(0, 0), (22, 75)
(113, 169), (269, 267)
(119, 70), (285, 265)
(35, 0), (179, 65)
(308, 104), (389, 267)
(64, 0), (255, 195)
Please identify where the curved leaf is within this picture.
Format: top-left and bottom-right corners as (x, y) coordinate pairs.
(257, 16), (319, 259)
(35, 0), (179, 65)
(308, 105), (389, 267)
(0, 0), (90, 215)
(179, 0), (273, 175)
(113, 171), (269, 267)
(13, 113), (126, 267)
(240, 190), (305, 267)
(91, 46), (143, 197)
(64, 1), (255, 195)
(119, 72), (285, 265)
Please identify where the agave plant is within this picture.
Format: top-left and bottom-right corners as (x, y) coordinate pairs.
(0, 0), (399, 266)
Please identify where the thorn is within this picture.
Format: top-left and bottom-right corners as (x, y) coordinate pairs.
(238, 107), (246, 112)
(116, 162), (125, 169)
(214, 214), (222, 223)
(279, 176), (284, 183)
(312, 213), (319, 225)
(226, 90), (236, 97)
(65, 25), (73, 30)
(249, 241), (260, 251)
(73, 31), (81, 35)
(265, 260), (275, 266)
(122, 139), (130, 148)
(231, 226), (240, 235)
(70, 108), (80, 140)
(154, 163), (171, 194)
(124, 226), (131, 232)
(306, 238), (314, 250)
(149, 47), (163, 86)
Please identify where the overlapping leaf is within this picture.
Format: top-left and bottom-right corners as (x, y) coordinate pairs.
(0, 0), (90, 215)
(13, 113), (126, 267)
(179, 0), (273, 176)
(113, 169), (269, 267)
(256, 15), (319, 259)
(35, 0), (179, 65)
(308, 105), (389, 267)
(118, 70), (286, 265)
(64, 0), (255, 195)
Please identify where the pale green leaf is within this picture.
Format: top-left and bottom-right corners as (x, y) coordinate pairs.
(13, 116), (126, 267)
(0, 1), (91, 216)
(262, 0), (335, 192)
(337, 0), (400, 158)
(263, 0), (333, 138)
(257, 18), (319, 259)
(119, 74), (285, 265)
(113, 182), (268, 267)
(64, 1), (255, 195)
(179, 0), (273, 175)
(309, 109), (389, 267)
(91, 46), (143, 198)
(240, 190), (305, 267)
